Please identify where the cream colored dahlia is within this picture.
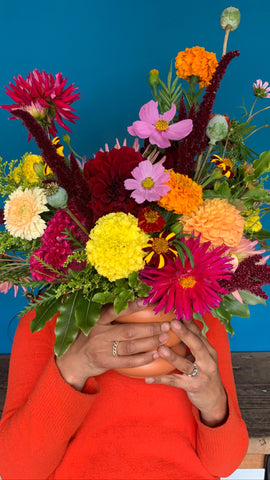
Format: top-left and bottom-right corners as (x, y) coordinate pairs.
(181, 198), (245, 248)
(4, 187), (48, 240)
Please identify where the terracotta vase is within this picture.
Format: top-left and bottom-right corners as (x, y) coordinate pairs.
(114, 306), (186, 378)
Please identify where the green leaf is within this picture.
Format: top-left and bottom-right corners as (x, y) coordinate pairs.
(238, 290), (266, 306)
(213, 180), (232, 199)
(242, 187), (270, 203)
(174, 242), (185, 267)
(92, 291), (115, 304)
(192, 312), (209, 336)
(128, 271), (139, 288)
(253, 150), (270, 178)
(167, 61), (172, 89)
(222, 295), (250, 318)
(211, 307), (235, 335)
(136, 281), (151, 297)
(178, 240), (194, 269)
(54, 292), (80, 357)
(75, 294), (102, 335)
(114, 290), (135, 315)
(30, 297), (62, 333)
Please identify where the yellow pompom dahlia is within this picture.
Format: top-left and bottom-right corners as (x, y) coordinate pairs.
(158, 171), (203, 215)
(4, 186), (48, 240)
(175, 46), (218, 88)
(86, 212), (149, 281)
(181, 198), (245, 248)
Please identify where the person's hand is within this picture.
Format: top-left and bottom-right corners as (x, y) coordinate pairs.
(56, 299), (170, 391)
(145, 319), (228, 427)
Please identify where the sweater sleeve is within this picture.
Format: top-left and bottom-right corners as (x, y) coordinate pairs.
(0, 310), (99, 480)
(193, 313), (249, 478)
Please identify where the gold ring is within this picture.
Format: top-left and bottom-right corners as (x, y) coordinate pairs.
(112, 340), (119, 357)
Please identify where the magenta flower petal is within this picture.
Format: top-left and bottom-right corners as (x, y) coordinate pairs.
(167, 119), (193, 140)
(139, 100), (159, 123)
(148, 130), (171, 148)
(161, 103), (176, 122)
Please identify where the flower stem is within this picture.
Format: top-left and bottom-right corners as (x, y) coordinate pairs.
(222, 26), (231, 57)
(248, 104), (270, 121)
(244, 124), (270, 141)
(195, 145), (214, 183)
(65, 207), (89, 236)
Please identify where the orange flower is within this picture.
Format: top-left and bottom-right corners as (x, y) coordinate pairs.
(175, 46), (218, 88)
(158, 171), (203, 215)
(181, 198), (245, 248)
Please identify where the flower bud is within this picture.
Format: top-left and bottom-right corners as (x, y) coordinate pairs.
(46, 186), (68, 209)
(206, 114), (229, 145)
(220, 7), (241, 31)
(148, 69), (160, 89)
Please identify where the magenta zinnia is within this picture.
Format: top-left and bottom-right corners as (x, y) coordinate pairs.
(140, 236), (232, 321)
(0, 69), (80, 137)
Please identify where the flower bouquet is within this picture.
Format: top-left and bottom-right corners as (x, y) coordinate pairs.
(1, 6), (270, 357)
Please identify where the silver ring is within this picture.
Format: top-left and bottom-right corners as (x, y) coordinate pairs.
(112, 340), (119, 357)
(187, 362), (198, 377)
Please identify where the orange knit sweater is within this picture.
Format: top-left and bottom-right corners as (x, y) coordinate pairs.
(0, 311), (248, 480)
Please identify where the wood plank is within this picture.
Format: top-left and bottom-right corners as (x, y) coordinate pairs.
(239, 454), (265, 469)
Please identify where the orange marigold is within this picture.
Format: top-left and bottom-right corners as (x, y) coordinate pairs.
(181, 198), (245, 248)
(175, 46), (218, 88)
(158, 172), (203, 215)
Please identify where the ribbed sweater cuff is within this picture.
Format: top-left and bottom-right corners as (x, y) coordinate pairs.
(28, 356), (100, 441)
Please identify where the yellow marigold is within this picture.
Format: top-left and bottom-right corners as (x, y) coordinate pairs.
(85, 212), (149, 282)
(244, 209), (262, 233)
(181, 198), (245, 248)
(4, 186), (48, 240)
(158, 171), (203, 215)
(175, 46), (218, 88)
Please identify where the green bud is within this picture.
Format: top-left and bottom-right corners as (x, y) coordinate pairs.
(220, 6), (241, 31)
(62, 134), (71, 147)
(170, 222), (183, 235)
(33, 162), (45, 178)
(47, 186), (68, 209)
(148, 69), (160, 88)
(206, 114), (229, 145)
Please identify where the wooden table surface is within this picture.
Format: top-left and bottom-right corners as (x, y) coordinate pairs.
(0, 352), (269, 469)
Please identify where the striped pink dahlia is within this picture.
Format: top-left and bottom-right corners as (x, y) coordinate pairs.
(140, 236), (232, 321)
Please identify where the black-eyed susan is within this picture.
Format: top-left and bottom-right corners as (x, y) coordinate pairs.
(211, 154), (235, 178)
(143, 231), (178, 268)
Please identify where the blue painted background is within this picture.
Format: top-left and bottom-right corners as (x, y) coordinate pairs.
(0, 0), (269, 353)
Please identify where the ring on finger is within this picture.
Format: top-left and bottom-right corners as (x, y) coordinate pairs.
(187, 362), (198, 377)
(112, 340), (120, 357)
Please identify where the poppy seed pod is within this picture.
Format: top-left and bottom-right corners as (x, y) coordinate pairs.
(206, 114), (229, 145)
(220, 7), (241, 31)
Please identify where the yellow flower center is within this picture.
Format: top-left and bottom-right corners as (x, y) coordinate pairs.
(155, 120), (169, 131)
(179, 275), (196, 289)
(144, 210), (159, 223)
(152, 238), (169, 254)
(142, 177), (154, 189)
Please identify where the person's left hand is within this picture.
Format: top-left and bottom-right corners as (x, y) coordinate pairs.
(145, 319), (228, 427)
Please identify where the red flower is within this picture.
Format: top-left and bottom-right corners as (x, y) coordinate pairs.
(138, 206), (165, 233)
(0, 69), (80, 137)
(143, 231), (178, 268)
(84, 146), (143, 222)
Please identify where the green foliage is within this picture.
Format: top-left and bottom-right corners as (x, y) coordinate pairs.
(149, 62), (183, 113)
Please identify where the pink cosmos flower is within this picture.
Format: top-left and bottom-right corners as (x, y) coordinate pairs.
(127, 100), (193, 149)
(0, 69), (80, 137)
(229, 237), (266, 271)
(139, 236), (232, 321)
(124, 159), (171, 203)
(253, 79), (270, 99)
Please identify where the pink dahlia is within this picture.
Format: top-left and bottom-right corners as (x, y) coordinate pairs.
(253, 79), (270, 99)
(0, 69), (80, 137)
(124, 159), (170, 203)
(30, 209), (88, 282)
(127, 100), (193, 149)
(139, 236), (232, 321)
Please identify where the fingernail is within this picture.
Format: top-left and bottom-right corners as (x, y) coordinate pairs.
(152, 351), (159, 360)
(145, 377), (155, 384)
(159, 346), (170, 357)
(137, 298), (146, 307)
(172, 320), (181, 330)
(161, 322), (170, 332)
(159, 333), (169, 343)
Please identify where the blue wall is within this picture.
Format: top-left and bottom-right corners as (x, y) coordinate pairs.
(0, 0), (270, 352)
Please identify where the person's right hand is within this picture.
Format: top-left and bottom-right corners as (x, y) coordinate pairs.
(56, 299), (170, 391)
